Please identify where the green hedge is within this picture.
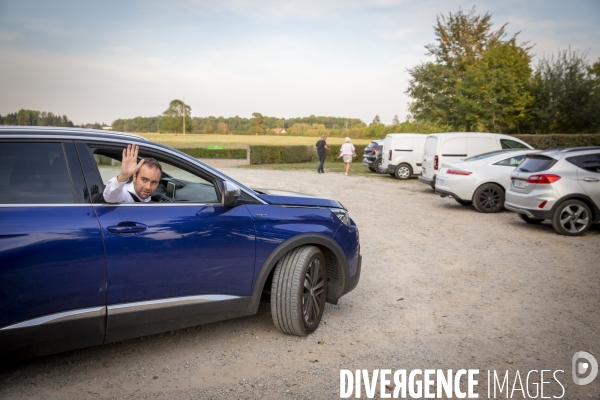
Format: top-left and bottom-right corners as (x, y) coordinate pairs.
(249, 145), (314, 164)
(513, 134), (600, 149)
(177, 147), (247, 159)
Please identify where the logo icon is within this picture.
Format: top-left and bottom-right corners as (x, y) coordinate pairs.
(572, 351), (598, 385)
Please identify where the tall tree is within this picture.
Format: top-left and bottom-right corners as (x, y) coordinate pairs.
(529, 49), (600, 133)
(406, 7), (511, 131)
(162, 99), (192, 134)
(456, 39), (533, 133)
(392, 115), (400, 125)
(250, 112), (266, 135)
(371, 115), (382, 126)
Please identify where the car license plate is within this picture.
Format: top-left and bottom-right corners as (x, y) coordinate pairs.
(437, 179), (444, 187)
(514, 179), (527, 188)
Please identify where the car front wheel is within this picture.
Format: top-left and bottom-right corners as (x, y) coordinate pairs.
(551, 200), (592, 236)
(473, 183), (504, 213)
(271, 246), (327, 336)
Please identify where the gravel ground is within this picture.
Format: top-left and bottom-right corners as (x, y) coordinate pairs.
(1, 163), (599, 399)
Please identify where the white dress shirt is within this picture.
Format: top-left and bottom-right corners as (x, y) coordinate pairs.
(102, 176), (151, 203)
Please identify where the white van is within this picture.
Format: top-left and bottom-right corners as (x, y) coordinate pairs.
(418, 133), (533, 188)
(382, 133), (427, 180)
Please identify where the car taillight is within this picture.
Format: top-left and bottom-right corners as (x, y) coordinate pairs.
(434, 155), (439, 170)
(526, 174), (561, 184)
(447, 169), (472, 175)
(388, 150), (392, 161)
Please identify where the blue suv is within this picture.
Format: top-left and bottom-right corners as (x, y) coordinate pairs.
(0, 127), (361, 361)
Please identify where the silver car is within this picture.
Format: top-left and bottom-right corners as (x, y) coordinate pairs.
(505, 147), (600, 236)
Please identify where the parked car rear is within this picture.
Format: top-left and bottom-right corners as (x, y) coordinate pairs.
(505, 147), (600, 236)
(419, 133), (533, 188)
(382, 133), (426, 180)
(435, 149), (539, 213)
(361, 140), (384, 173)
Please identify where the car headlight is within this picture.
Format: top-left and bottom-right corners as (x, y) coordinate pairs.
(331, 208), (351, 226)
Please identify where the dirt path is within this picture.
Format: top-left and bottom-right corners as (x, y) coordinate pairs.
(1, 167), (599, 399)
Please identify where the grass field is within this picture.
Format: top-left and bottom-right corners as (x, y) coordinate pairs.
(136, 133), (372, 149)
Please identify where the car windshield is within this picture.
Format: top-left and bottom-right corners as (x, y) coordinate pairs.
(463, 150), (515, 162)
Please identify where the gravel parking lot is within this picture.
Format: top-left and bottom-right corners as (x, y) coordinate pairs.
(1, 164), (599, 399)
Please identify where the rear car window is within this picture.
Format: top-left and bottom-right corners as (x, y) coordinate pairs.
(424, 137), (437, 156)
(516, 155), (557, 173)
(501, 139), (529, 149)
(0, 142), (73, 204)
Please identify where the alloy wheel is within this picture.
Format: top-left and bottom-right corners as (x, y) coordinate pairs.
(302, 257), (326, 325)
(558, 204), (590, 234)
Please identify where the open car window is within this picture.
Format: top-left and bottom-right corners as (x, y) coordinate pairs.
(91, 149), (220, 204)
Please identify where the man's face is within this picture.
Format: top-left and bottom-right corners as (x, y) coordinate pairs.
(132, 164), (161, 199)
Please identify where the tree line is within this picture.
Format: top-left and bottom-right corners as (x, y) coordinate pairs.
(0, 109), (74, 127)
(111, 101), (368, 136)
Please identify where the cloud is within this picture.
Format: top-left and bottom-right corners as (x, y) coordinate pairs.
(0, 28), (19, 42)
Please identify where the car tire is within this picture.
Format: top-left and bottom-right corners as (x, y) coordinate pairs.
(454, 198), (473, 206)
(375, 158), (386, 174)
(394, 163), (413, 180)
(368, 167), (376, 173)
(551, 199), (592, 236)
(518, 214), (544, 224)
(271, 246), (327, 336)
(473, 183), (505, 213)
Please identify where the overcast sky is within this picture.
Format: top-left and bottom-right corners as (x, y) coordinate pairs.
(1, 0), (599, 126)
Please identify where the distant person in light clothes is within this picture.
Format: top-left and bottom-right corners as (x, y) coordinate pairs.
(314, 134), (330, 174)
(337, 137), (356, 176)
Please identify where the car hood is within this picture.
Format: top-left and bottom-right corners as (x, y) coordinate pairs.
(252, 188), (344, 208)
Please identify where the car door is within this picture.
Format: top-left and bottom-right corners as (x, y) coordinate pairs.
(77, 142), (256, 342)
(576, 152), (600, 208)
(0, 141), (106, 360)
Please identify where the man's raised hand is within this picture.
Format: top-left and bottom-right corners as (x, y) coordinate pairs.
(117, 144), (145, 182)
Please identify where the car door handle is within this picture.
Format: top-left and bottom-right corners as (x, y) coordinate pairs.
(583, 177), (600, 182)
(107, 222), (148, 234)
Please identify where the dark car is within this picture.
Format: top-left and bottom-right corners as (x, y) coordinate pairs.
(361, 139), (384, 173)
(0, 127), (361, 362)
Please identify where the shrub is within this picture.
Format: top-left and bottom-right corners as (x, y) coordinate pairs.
(249, 145), (314, 164)
(513, 134), (600, 149)
(177, 148), (246, 159)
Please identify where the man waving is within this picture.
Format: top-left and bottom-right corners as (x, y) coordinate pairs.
(102, 144), (163, 203)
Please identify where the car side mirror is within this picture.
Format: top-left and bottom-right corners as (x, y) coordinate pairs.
(222, 181), (241, 207)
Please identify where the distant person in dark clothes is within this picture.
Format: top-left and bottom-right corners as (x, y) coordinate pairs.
(314, 135), (330, 174)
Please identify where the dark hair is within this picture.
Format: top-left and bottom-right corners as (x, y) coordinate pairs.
(136, 157), (162, 175)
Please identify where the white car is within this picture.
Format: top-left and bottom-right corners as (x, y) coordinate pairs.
(435, 149), (539, 213)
